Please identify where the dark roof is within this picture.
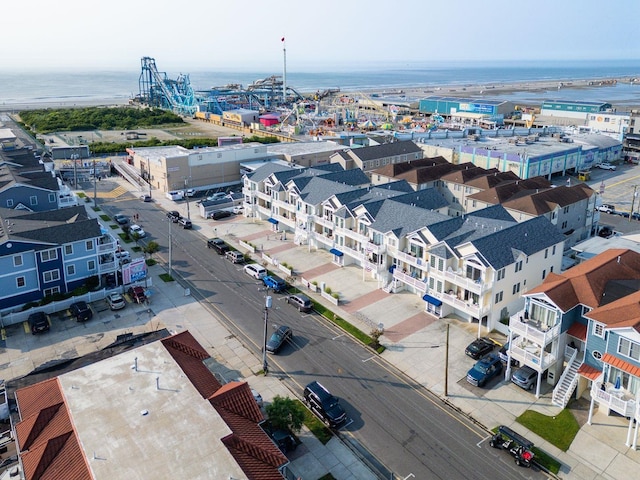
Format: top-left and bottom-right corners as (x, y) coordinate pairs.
(502, 183), (595, 215)
(467, 177), (553, 204)
(370, 156), (449, 177)
(346, 141), (422, 161)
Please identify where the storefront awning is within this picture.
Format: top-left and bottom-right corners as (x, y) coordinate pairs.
(268, 218), (278, 224)
(422, 294), (442, 307)
(329, 248), (344, 257)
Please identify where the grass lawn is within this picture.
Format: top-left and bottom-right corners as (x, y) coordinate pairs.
(297, 400), (332, 445)
(99, 214), (111, 221)
(517, 407), (579, 452)
(159, 273), (174, 282)
(118, 233), (133, 243)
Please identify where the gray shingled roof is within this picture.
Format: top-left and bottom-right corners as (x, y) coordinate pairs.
(370, 201), (450, 238)
(248, 163), (299, 183)
(347, 141), (422, 161)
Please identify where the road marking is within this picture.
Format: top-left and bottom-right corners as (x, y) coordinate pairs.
(606, 173), (640, 189)
(23, 321), (30, 334)
(1, 329), (5, 341)
(477, 435), (491, 448)
(362, 356), (376, 363)
(332, 333), (345, 340)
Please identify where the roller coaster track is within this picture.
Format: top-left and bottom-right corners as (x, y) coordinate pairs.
(138, 57), (197, 115)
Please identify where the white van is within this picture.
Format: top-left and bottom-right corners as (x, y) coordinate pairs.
(243, 264), (267, 279)
(166, 190), (184, 201)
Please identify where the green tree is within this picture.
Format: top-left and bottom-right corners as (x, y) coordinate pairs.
(265, 395), (305, 433)
(131, 231), (142, 246)
(143, 240), (160, 259)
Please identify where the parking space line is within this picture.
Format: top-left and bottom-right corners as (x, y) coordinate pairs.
(23, 321), (30, 334)
(362, 356), (376, 363)
(1, 328), (5, 341)
(332, 333), (345, 340)
(477, 435), (491, 448)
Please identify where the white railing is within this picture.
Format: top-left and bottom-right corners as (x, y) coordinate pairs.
(272, 212), (295, 229)
(256, 205), (271, 217)
(271, 198), (296, 213)
(98, 260), (117, 273)
(591, 382), (636, 418)
(391, 248), (427, 270)
(552, 346), (579, 408)
(443, 269), (486, 294)
(509, 314), (561, 345)
(336, 226), (370, 244)
(314, 216), (334, 229)
(365, 242), (385, 255)
(255, 191), (271, 202)
(440, 291), (482, 317)
(340, 244), (365, 261)
(510, 344), (556, 371)
(97, 240), (118, 254)
(393, 270), (428, 292)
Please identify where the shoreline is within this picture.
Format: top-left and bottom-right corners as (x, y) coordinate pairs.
(1, 76), (638, 112)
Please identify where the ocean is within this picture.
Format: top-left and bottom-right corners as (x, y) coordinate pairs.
(2, 59), (640, 108)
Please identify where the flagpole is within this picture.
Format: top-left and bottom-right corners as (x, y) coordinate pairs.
(282, 36), (287, 103)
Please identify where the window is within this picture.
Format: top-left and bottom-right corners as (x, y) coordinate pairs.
(593, 322), (605, 338)
(67, 265), (75, 276)
(30, 196), (38, 206)
(430, 256), (436, 268)
(6, 199), (13, 207)
(40, 249), (58, 262)
(592, 350), (602, 360)
(49, 193), (56, 203)
(43, 270), (60, 283)
(438, 259), (444, 271)
(87, 260), (96, 271)
(618, 338), (640, 361)
(43, 286), (60, 297)
(16, 276), (25, 288)
(495, 291), (503, 303)
(515, 260), (523, 273)
(544, 249), (548, 259)
(561, 221), (568, 229)
(542, 269), (546, 279)
(512, 283), (521, 295)
(86, 240), (94, 251)
(65, 245), (74, 256)
(497, 268), (505, 281)
(563, 206), (570, 214)
(552, 245), (556, 255)
(13, 255), (23, 267)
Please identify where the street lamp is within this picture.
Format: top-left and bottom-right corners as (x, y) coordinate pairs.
(184, 177), (191, 220)
(167, 218), (173, 278)
(263, 296), (272, 375)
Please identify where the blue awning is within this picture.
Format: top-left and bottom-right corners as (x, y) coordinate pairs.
(268, 218), (278, 224)
(422, 294), (442, 307)
(329, 248), (344, 257)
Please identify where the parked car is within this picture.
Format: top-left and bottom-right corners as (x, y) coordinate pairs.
(178, 218), (192, 229)
(115, 249), (130, 261)
(465, 337), (497, 360)
(511, 366), (544, 391)
(184, 188), (196, 197)
(266, 325), (292, 353)
(244, 263), (267, 279)
(466, 352), (503, 387)
(286, 293), (312, 312)
(140, 194), (152, 202)
(616, 210), (631, 218)
(598, 225), (614, 238)
(498, 342), (519, 367)
(251, 388), (264, 408)
(207, 238), (229, 254)
(28, 311), (50, 335)
(597, 162), (616, 170)
(597, 204), (615, 214)
(490, 425), (535, 468)
(129, 224), (146, 238)
(167, 210), (181, 222)
(211, 210), (232, 220)
(113, 214), (129, 225)
(303, 381), (347, 428)
(207, 192), (228, 201)
(232, 205), (244, 214)
(225, 250), (244, 264)
(128, 286), (147, 304)
(262, 274), (287, 293)
(106, 292), (126, 310)
(69, 301), (93, 322)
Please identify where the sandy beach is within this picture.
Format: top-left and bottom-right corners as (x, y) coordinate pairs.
(1, 76), (638, 112)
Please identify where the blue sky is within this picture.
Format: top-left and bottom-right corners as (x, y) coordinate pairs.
(3, 0), (639, 72)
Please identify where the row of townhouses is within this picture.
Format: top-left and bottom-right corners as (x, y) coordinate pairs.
(243, 161), (566, 332)
(0, 148), (117, 311)
(504, 249), (640, 449)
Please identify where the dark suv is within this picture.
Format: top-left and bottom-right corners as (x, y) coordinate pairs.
(466, 352), (503, 387)
(303, 381), (347, 428)
(207, 238), (229, 254)
(167, 211), (181, 222)
(69, 301), (93, 322)
(28, 311), (50, 334)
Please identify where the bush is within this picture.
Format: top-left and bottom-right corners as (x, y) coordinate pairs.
(265, 396), (306, 433)
(145, 258), (157, 266)
(324, 286), (332, 294)
(159, 273), (174, 282)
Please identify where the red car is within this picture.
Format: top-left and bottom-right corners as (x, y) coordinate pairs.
(127, 286), (146, 304)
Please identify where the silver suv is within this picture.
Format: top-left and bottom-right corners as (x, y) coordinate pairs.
(511, 366), (538, 390)
(225, 251), (244, 264)
(286, 293), (312, 312)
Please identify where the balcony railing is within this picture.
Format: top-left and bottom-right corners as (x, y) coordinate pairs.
(443, 269), (486, 294)
(255, 191), (271, 202)
(98, 260), (117, 274)
(365, 242), (385, 255)
(393, 269), (428, 293)
(440, 291), (483, 317)
(97, 238), (118, 254)
(591, 381), (636, 418)
(271, 198), (296, 213)
(272, 212), (295, 228)
(340, 244), (365, 261)
(510, 343), (556, 371)
(335, 226), (370, 244)
(509, 312), (561, 346)
(314, 216), (334, 229)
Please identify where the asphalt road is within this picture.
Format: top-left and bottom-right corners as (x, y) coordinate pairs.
(99, 189), (544, 480)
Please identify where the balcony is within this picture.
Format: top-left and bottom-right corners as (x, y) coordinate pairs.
(336, 226), (370, 244)
(441, 291), (483, 318)
(393, 269), (427, 293)
(510, 341), (556, 371)
(365, 242), (385, 255)
(314, 216), (334, 229)
(272, 198), (296, 213)
(443, 269), (486, 294)
(98, 260), (117, 274)
(272, 212), (295, 229)
(391, 248), (427, 270)
(509, 311), (561, 346)
(97, 237), (118, 254)
(591, 381), (636, 418)
(340, 244), (365, 261)
(256, 205), (271, 218)
(255, 191), (271, 202)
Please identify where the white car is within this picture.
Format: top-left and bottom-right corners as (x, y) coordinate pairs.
(106, 292), (126, 310)
(129, 224), (146, 238)
(184, 188), (196, 197)
(243, 263), (267, 279)
(597, 162), (616, 171)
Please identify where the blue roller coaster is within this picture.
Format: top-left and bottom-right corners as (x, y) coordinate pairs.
(137, 57), (198, 115)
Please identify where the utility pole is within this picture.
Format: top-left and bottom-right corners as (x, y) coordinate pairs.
(630, 185), (639, 223)
(263, 296), (272, 375)
(93, 157), (97, 205)
(184, 177), (191, 219)
(444, 323), (450, 397)
(168, 219), (172, 277)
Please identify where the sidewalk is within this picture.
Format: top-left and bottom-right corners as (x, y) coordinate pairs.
(98, 177), (640, 480)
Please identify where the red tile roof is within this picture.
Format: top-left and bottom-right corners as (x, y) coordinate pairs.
(602, 353), (640, 377)
(161, 331), (222, 398)
(14, 378), (92, 480)
(567, 322), (588, 341)
(577, 363), (602, 381)
(585, 290), (640, 331)
(526, 249), (640, 311)
(211, 381), (264, 424)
